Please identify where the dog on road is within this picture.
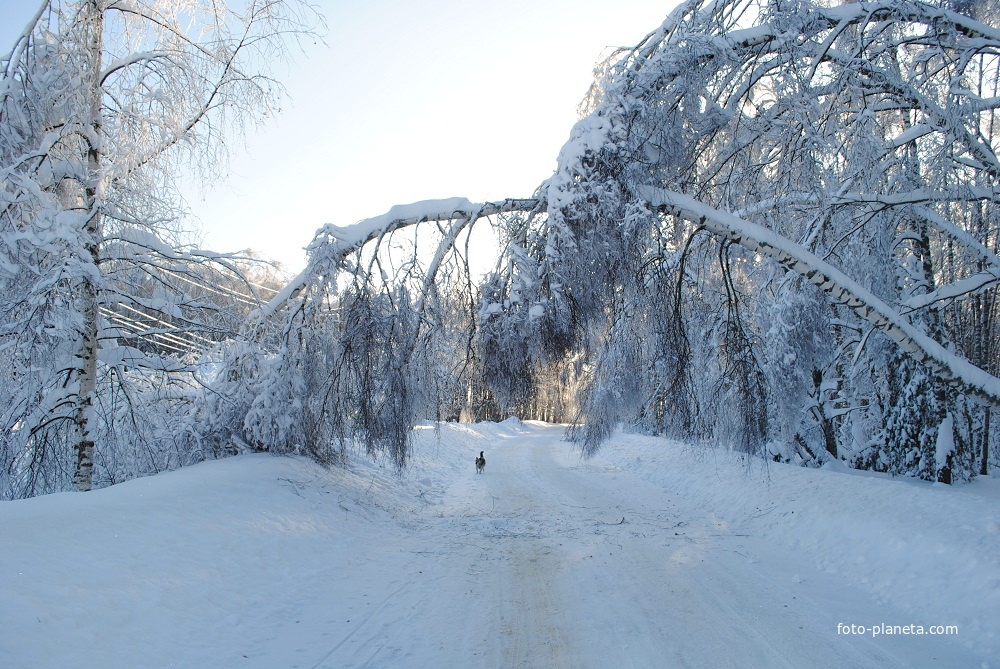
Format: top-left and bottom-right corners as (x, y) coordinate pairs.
(475, 451), (486, 474)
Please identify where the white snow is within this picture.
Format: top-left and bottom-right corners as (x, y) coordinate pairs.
(1, 421), (995, 667)
(315, 197), (477, 254)
(903, 269), (1000, 311)
(254, 197), (484, 320)
(936, 413), (956, 465)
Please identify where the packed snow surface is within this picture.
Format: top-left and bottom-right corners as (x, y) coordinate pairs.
(2, 421), (996, 667)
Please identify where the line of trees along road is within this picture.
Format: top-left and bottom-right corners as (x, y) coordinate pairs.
(2, 0), (998, 498)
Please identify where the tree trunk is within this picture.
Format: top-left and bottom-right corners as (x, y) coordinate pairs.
(982, 406), (991, 477)
(72, 0), (104, 492)
(811, 368), (838, 459)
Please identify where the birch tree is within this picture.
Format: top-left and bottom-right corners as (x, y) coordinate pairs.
(205, 198), (541, 468)
(535, 0), (1000, 479)
(0, 0), (319, 497)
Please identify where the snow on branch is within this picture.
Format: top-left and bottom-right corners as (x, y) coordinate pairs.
(902, 270), (1000, 312)
(255, 197), (540, 320)
(637, 186), (1000, 406)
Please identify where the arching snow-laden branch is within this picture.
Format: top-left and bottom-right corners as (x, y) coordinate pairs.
(255, 197), (541, 323)
(638, 186), (1000, 406)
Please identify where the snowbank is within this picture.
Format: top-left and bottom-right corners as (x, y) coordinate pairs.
(1, 420), (995, 666)
(591, 431), (1000, 660)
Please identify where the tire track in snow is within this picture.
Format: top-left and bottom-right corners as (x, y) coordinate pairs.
(309, 581), (410, 669)
(485, 449), (574, 668)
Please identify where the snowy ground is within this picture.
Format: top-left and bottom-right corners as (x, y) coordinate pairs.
(2, 420), (996, 668)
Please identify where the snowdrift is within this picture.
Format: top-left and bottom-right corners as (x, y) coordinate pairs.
(1, 421), (995, 666)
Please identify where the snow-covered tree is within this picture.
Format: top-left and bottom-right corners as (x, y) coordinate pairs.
(531, 0), (1000, 478)
(0, 0), (319, 497)
(207, 199), (543, 468)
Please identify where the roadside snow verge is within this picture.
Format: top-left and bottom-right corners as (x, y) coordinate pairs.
(589, 432), (1000, 659)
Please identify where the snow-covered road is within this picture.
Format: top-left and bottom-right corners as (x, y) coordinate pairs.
(409, 426), (980, 668)
(2, 421), (992, 667)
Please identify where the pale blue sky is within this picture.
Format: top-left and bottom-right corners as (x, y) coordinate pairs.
(1, 0), (675, 272)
